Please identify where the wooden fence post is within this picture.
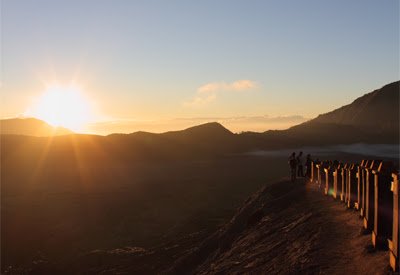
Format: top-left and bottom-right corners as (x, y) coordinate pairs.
(364, 160), (381, 232)
(389, 172), (399, 271)
(341, 163), (348, 202)
(355, 160), (365, 210)
(347, 163), (358, 209)
(372, 161), (394, 249)
(361, 160), (371, 217)
(333, 163), (342, 199)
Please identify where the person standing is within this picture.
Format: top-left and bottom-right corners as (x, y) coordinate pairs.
(297, 151), (304, 177)
(288, 152), (297, 182)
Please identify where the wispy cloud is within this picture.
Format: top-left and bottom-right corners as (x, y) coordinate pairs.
(184, 79), (258, 107)
(182, 93), (217, 107)
(198, 80), (257, 94)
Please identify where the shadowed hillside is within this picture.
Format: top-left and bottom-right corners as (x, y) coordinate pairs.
(0, 118), (73, 136)
(1, 132), (289, 273)
(311, 81), (399, 132)
(281, 81), (400, 145)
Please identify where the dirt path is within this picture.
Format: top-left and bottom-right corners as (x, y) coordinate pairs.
(169, 179), (391, 274)
(304, 181), (389, 274)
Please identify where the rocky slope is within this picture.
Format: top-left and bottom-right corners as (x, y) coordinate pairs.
(311, 81), (399, 132)
(283, 81), (400, 145)
(168, 179), (389, 274)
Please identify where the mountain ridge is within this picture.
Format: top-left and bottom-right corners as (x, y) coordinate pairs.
(306, 81), (399, 132)
(1, 81), (398, 147)
(0, 118), (73, 136)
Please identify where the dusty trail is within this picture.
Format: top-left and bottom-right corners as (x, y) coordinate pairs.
(169, 179), (389, 274)
(303, 181), (388, 274)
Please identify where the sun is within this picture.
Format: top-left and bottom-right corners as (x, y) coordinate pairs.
(25, 85), (95, 132)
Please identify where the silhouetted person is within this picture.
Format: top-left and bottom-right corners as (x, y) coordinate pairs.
(305, 154), (312, 179)
(288, 152), (297, 182)
(297, 151), (304, 177)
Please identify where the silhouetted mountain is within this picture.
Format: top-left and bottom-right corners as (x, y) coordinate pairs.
(105, 122), (236, 160)
(311, 81), (399, 132)
(0, 118), (73, 136)
(1, 82), (398, 162)
(169, 122), (233, 136)
(253, 81), (400, 147)
(283, 81), (399, 144)
(162, 122), (234, 146)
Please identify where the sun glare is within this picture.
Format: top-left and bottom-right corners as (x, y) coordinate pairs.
(25, 85), (95, 132)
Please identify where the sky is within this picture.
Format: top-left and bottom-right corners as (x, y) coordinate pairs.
(1, 0), (399, 134)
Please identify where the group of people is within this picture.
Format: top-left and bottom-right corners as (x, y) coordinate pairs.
(288, 151), (312, 182)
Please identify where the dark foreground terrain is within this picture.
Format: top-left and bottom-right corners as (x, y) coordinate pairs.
(9, 177), (391, 274)
(3, 149), (396, 274)
(2, 147), (289, 273)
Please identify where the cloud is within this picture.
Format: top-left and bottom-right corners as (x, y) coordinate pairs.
(198, 80), (257, 93)
(182, 93), (217, 107)
(184, 79), (258, 107)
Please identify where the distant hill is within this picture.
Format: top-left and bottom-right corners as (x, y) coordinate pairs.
(162, 122), (234, 146)
(0, 118), (73, 136)
(261, 81), (400, 146)
(310, 81), (399, 134)
(164, 122), (233, 138)
(104, 122), (236, 160)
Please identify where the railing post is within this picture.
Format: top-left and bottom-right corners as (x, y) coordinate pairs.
(361, 160), (371, 217)
(355, 161), (365, 210)
(310, 161), (315, 183)
(364, 160), (381, 232)
(341, 163), (348, 202)
(372, 161), (394, 249)
(333, 164), (342, 199)
(389, 172), (399, 271)
(347, 163), (358, 209)
(324, 166), (330, 196)
(316, 163), (322, 189)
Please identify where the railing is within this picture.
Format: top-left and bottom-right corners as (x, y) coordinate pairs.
(310, 160), (399, 272)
